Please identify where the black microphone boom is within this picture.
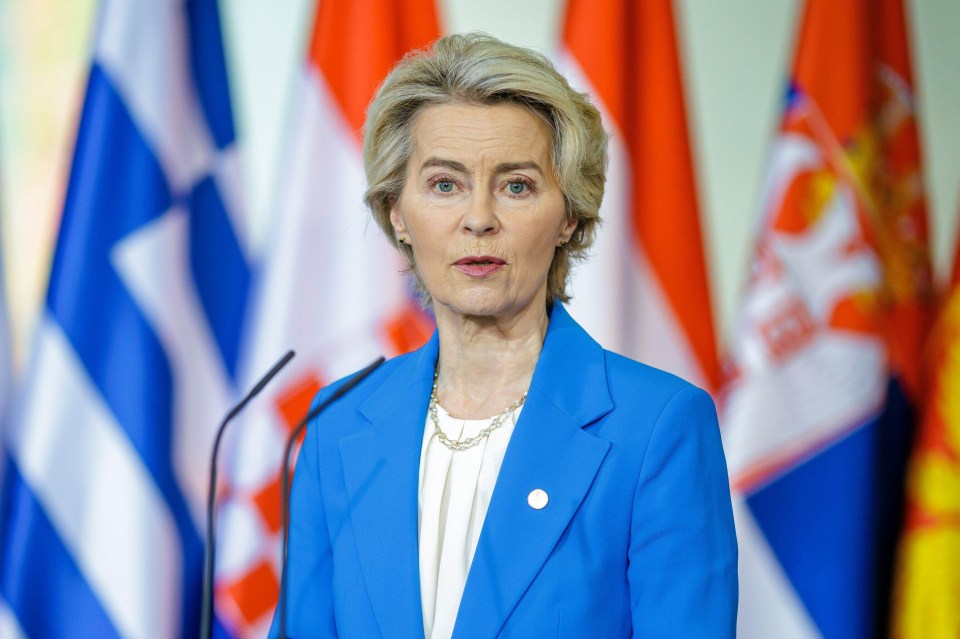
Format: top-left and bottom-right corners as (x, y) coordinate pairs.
(200, 349), (296, 639)
(277, 355), (386, 639)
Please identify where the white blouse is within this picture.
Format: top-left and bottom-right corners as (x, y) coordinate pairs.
(417, 402), (523, 639)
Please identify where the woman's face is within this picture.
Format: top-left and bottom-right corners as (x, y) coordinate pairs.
(390, 102), (576, 322)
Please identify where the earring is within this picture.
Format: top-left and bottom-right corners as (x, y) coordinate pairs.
(398, 237), (406, 245)
(558, 240), (567, 248)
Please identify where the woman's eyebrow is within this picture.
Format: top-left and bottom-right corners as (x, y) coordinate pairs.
(494, 161), (543, 175)
(420, 157), (468, 173)
(419, 158), (544, 176)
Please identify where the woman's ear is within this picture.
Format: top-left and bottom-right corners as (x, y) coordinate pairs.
(390, 205), (409, 243)
(559, 216), (578, 245)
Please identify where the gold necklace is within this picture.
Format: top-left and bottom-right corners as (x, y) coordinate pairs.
(428, 371), (527, 452)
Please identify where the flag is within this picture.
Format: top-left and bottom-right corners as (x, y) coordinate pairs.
(214, 1), (439, 635)
(892, 217), (960, 638)
(558, 0), (720, 392)
(720, 0), (933, 636)
(0, 146), (11, 476)
(0, 0), (250, 636)
(0, 139), (16, 639)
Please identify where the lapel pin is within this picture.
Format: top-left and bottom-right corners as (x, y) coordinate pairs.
(527, 488), (549, 510)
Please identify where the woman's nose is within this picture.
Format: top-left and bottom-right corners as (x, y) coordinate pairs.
(461, 190), (499, 235)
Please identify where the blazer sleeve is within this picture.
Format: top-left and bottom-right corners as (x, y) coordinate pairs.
(268, 394), (339, 638)
(628, 385), (738, 638)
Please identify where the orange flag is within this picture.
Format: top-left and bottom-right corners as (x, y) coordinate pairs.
(893, 217), (960, 638)
(559, 0), (720, 393)
(216, 1), (439, 636)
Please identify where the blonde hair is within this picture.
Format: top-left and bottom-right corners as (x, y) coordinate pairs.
(363, 32), (608, 303)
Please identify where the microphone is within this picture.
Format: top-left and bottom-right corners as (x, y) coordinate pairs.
(200, 350), (296, 639)
(277, 356), (387, 639)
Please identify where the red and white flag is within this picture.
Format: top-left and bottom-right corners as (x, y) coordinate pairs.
(215, 1), (439, 635)
(558, 0), (720, 392)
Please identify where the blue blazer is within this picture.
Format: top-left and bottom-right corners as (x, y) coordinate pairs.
(272, 304), (737, 638)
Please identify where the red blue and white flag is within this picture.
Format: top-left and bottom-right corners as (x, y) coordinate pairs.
(557, 0), (721, 393)
(214, 1), (439, 635)
(720, 0), (934, 636)
(0, 0), (250, 636)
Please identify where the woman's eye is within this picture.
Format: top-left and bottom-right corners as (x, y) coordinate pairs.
(435, 180), (455, 193)
(508, 181), (528, 195)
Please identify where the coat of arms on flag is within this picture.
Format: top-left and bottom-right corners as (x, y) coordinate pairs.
(213, 1), (439, 635)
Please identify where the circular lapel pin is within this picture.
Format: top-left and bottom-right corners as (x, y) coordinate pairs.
(527, 489), (549, 510)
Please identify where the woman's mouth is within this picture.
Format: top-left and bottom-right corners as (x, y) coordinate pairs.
(453, 256), (506, 278)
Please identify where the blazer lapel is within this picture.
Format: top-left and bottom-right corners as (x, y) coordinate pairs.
(452, 305), (613, 638)
(338, 333), (438, 638)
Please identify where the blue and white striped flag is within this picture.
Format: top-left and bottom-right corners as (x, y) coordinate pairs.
(0, 1), (250, 637)
(0, 135), (14, 639)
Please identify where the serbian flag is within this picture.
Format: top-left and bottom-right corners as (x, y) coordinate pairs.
(892, 218), (960, 638)
(558, 0), (720, 393)
(720, 0), (934, 636)
(214, 1), (439, 636)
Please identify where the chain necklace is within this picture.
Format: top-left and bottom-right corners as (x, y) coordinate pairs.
(429, 371), (527, 452)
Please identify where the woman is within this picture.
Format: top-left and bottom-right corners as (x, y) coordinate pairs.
(274, 33), (737, 638)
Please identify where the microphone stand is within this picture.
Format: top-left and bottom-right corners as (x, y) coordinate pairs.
(199, 350), (296, 639)
(277, 356), (386, 639)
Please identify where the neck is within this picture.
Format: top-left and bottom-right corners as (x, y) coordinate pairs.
(432, 301), (551, 419)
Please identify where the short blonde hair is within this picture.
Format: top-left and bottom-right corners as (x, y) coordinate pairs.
(363, 32), (608, 304)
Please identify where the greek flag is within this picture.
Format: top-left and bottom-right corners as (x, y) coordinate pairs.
(0, 1), (250, 637)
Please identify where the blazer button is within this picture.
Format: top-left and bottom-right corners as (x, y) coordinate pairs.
(527, 489), (549, 510)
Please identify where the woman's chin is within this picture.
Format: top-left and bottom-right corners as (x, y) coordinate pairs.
(433, 289), (543, 323)
(439, 299), (507, 320)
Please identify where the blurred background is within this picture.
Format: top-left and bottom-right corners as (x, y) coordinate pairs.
(2, 0), (959, 364)
(1, 0), (958, 638)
